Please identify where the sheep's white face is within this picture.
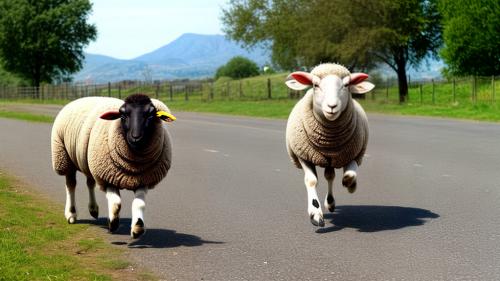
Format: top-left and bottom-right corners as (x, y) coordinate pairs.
(285, 69), (375, 122)
(312, 75), (350, 121)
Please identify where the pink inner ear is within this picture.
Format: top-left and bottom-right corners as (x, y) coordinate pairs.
(99, 111), (121, 120)
(349, 73), (369, 85)
(291, 72), (313, 85)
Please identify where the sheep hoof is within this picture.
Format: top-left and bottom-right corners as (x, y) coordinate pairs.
(342, 171), (357, 191)
(108, 217), (120, 232)
(310, 214), (325, 227)
(67, 215), (76, 224)
(131, 218), (145, 239)
(88, 204), (99, 219)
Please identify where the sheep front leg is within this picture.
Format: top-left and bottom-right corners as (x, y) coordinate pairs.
(342, 160), (358, 193)
(298, 159), (324, 227)
(65, 172), (77, 224)
(131, 187), (147, 239)
(105, 186), (121, 232)
(324, 166), (336, 212)
(86, 177), (99, 219)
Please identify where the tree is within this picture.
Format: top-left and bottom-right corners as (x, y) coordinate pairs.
(215, 56), (260, 79)
(0, 0), (97, 89)
(439, 0), (500, 76)
(0, 63), (27, 86)
(222, 0), (442, 102)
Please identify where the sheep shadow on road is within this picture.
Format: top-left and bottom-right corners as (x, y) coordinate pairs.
(78, 218), (224, 249)
(317, 205), (439, 234)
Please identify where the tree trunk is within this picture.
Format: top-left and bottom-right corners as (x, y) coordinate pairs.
(395, 54), (408, 103)
(33, 76), (41, 99)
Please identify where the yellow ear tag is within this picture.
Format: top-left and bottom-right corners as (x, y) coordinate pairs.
(156, 111), (176, 122)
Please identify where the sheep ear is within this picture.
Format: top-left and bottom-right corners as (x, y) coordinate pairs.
(156, 111), (176, 122)
(343, 73), (374, 94)
(285, 71), (319, 91)
(349, 82), (375, 94)
(99, 110), (121, 120)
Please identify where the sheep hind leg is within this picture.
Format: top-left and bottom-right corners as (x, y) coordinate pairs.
(105, 186), (121, 232)
(342, 160), (358, 193)
(324, 166), (336, 212)
(131, 187), (147, 239)
(64, 172), (77, 224)
(86, 177), (99, 219)
(298, 159), (324, 227)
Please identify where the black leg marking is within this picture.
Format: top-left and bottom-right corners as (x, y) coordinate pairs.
(89, 208), (98, 219)
(135, 218), (144, 227)
(132, 218), (145, 239)
(108, 217), (120, 232)
(327, 194), (334, 204)
(312, 199), (319, 208)
(69, 206), (76, 213)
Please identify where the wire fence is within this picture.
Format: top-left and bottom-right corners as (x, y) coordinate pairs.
(0, 75), (498, 106)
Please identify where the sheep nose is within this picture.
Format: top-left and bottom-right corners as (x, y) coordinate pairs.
(130, 134), (142, 143)
(327, 103), (338, 110)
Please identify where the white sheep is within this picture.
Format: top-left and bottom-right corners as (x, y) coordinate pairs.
(51, 94), (176, 238)
(285, 63), (374, 227)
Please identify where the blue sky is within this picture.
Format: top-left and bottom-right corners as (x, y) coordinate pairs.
(85, 0), (228, 60)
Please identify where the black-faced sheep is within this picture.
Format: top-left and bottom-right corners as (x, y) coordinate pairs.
(51, 93), (176, 238)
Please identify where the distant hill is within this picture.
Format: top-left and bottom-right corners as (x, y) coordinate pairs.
(74, 33), (270, 83)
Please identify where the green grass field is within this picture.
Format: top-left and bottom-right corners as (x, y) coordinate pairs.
(0, 171), (156, 281)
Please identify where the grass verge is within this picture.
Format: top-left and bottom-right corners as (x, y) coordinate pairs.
(0, 170), (156, 281)
(166, 99), (296, 119)
(359, 100), (500, 122)
(0, 109), (54, 123)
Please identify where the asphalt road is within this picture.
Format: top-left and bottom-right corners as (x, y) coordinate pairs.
(1, 106), (499, 281)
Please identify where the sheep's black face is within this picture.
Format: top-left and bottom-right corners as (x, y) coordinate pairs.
(119, 99), (157, 152)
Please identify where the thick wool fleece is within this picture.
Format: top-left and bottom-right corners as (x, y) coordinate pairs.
(285, 64), (368, 169)
(51, 97), (172, 191)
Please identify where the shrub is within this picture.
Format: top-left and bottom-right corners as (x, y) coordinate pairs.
(215, 56), (260, 79)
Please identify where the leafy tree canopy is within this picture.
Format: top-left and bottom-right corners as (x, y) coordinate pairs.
(0, 0), (97, 87)
(222, 0), (442, 102)
(439, 0), (500, 76)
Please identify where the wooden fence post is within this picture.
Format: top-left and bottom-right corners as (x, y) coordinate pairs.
(239, 80), (243, 98)
(419, 84), (423, 104)
(108, 82), (111, 97)
(432, 79), (435, 104)
(471, 76), (475, 104)
(185, 85), (189, 101)
(118, 85), (121, 99)
(267, 78), (271, 99)
(452, 78), (456, 103)
(492, 75), (495, 102)
(210, 82), (214, 100)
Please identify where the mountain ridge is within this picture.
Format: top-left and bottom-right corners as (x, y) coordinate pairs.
(74, 33), (270, 83)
